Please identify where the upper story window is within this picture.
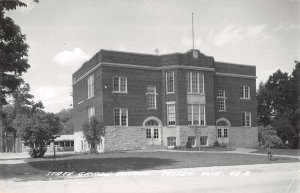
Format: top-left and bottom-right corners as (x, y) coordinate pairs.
(240, 86), (250, 99)
(187, 72), (204, 94)
(241, 112), (251, 127)
(217, 90), (226, 111)
(87, 74), (94, 98)
(146, 85), (157, 109)
(167, 103), (176, 126)
(114, 108), (128, 126)
(166, 72), (174, 94)
(217, 90), (225, 98)
(88, 106), (95, 121)
(187, 104), (206, 126)
(113, 76), (127, 93)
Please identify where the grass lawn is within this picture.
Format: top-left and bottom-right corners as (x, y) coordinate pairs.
(0, 151), (298, 181)
(251, 148), (300, 156)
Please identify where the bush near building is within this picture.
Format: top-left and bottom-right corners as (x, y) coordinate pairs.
(258, 126), (283, 148)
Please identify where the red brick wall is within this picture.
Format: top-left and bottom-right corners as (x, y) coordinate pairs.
(215, 75), (257, 127)
(102, 66), (162, 126)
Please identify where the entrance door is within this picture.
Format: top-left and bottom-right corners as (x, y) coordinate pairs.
(146, 128), (160, 145)
(217, 127), (229, 144)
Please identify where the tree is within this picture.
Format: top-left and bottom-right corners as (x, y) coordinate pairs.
(257, 61), (299, 148)
(257, 82), (272, 126)
(271, 116), (296, 147)
(82, 116), (105, 153)
(0, 0), (38, 151)
(22, 112), (62, 158)
(56, 108), (74, 134)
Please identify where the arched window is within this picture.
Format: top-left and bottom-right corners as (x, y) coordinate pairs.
(145, 120), (159, 126)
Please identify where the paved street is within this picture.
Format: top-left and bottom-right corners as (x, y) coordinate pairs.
(0, 162), (299, 193)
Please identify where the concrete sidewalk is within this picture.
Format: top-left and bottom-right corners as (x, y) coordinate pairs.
(157, 147), (300, 159)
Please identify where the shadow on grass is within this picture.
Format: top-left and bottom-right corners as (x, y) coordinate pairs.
(0, 157), (177, 181)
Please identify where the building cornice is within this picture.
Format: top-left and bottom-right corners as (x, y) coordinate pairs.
(72, 62), (255, 85)
(215, 72), (257, 79)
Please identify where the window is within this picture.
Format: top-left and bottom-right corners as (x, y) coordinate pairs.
(88, 106), (95, 121)
(154, 129), (159, 139)
(217, 128), (222, 138)
(187, 72), (204, 94)
(200, 136), (208, 146)
(166, 72), (174, 93)
(113, 76), (127, 93)
(224, 128), (228, 138)
(167, 103), (176, 126)
(87, 74), (94, 98)
(188, 136), (196, 146)
(217, 90), (226, 111)
(167, 137), (176, 146)
(218, 100), (226, 111)
(187, 104), (205, 126)
(145, 120), (159, 126)
(240, 86), (250, 99)
(241, 112), (251, 127)
(114, 108), (128, 126)
(146, 128), (151, 139)
(146, 86), (157, 109)
(217, 90), (225, 98)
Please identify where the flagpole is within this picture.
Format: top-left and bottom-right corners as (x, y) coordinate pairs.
(192, 12), (195, 50)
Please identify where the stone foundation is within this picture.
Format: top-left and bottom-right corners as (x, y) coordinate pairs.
(229, 127), (258, 148)
(74, 125), (258, 152)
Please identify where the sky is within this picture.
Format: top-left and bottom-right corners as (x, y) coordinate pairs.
(5, 0), (300, 113)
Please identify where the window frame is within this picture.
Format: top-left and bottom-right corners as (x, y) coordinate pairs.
(146, 85), (157, 109)
(114, 108), (128, 126)
(241, 112), (251, 127)
(200, 136), (208, 146)
(240, 86), (250, 99)
(166, 71), (175, 94)
(188, 136), (196, 147)
(167, 103), (176, 126)
(187, 72), (205, 94)
(87, 74), (94, 99)
(153, 129), (159, 139)
(113, 76), (128, 93)
(167, 137), (176, 147)
(146, 128), (151, 139)
(187, 104), (206, 126)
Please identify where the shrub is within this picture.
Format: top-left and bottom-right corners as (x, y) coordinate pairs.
(259, 125), (283, 148)
(29, 146), (47, 158)
(214, 141), (220, 147)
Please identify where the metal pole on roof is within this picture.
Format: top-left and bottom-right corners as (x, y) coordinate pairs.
(192, 12), (195, 50)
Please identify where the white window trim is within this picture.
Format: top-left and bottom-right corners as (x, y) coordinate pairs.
(200, 136), (209, 147)
(217, 90), (226, 112)
(146, 85), (157, 110)
(187, 72), (205, 94)
(218, 99), (226, 112)
(167, 137), (176, 147)
(241, 112), (251, 127)
(112, 76), (128, 93)
(114, 108), (128, 126)
(240, 86), (250, 99)
(188, 136), (197, 147)
(167, 103), (176, 126)
(166, 71), (175, 94)
(87, 74), (94, 99)
(188, 104), (206, 126)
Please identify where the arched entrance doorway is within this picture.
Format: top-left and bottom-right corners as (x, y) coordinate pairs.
(143, 117), (162, 146)
(216, 118), (231, 145)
